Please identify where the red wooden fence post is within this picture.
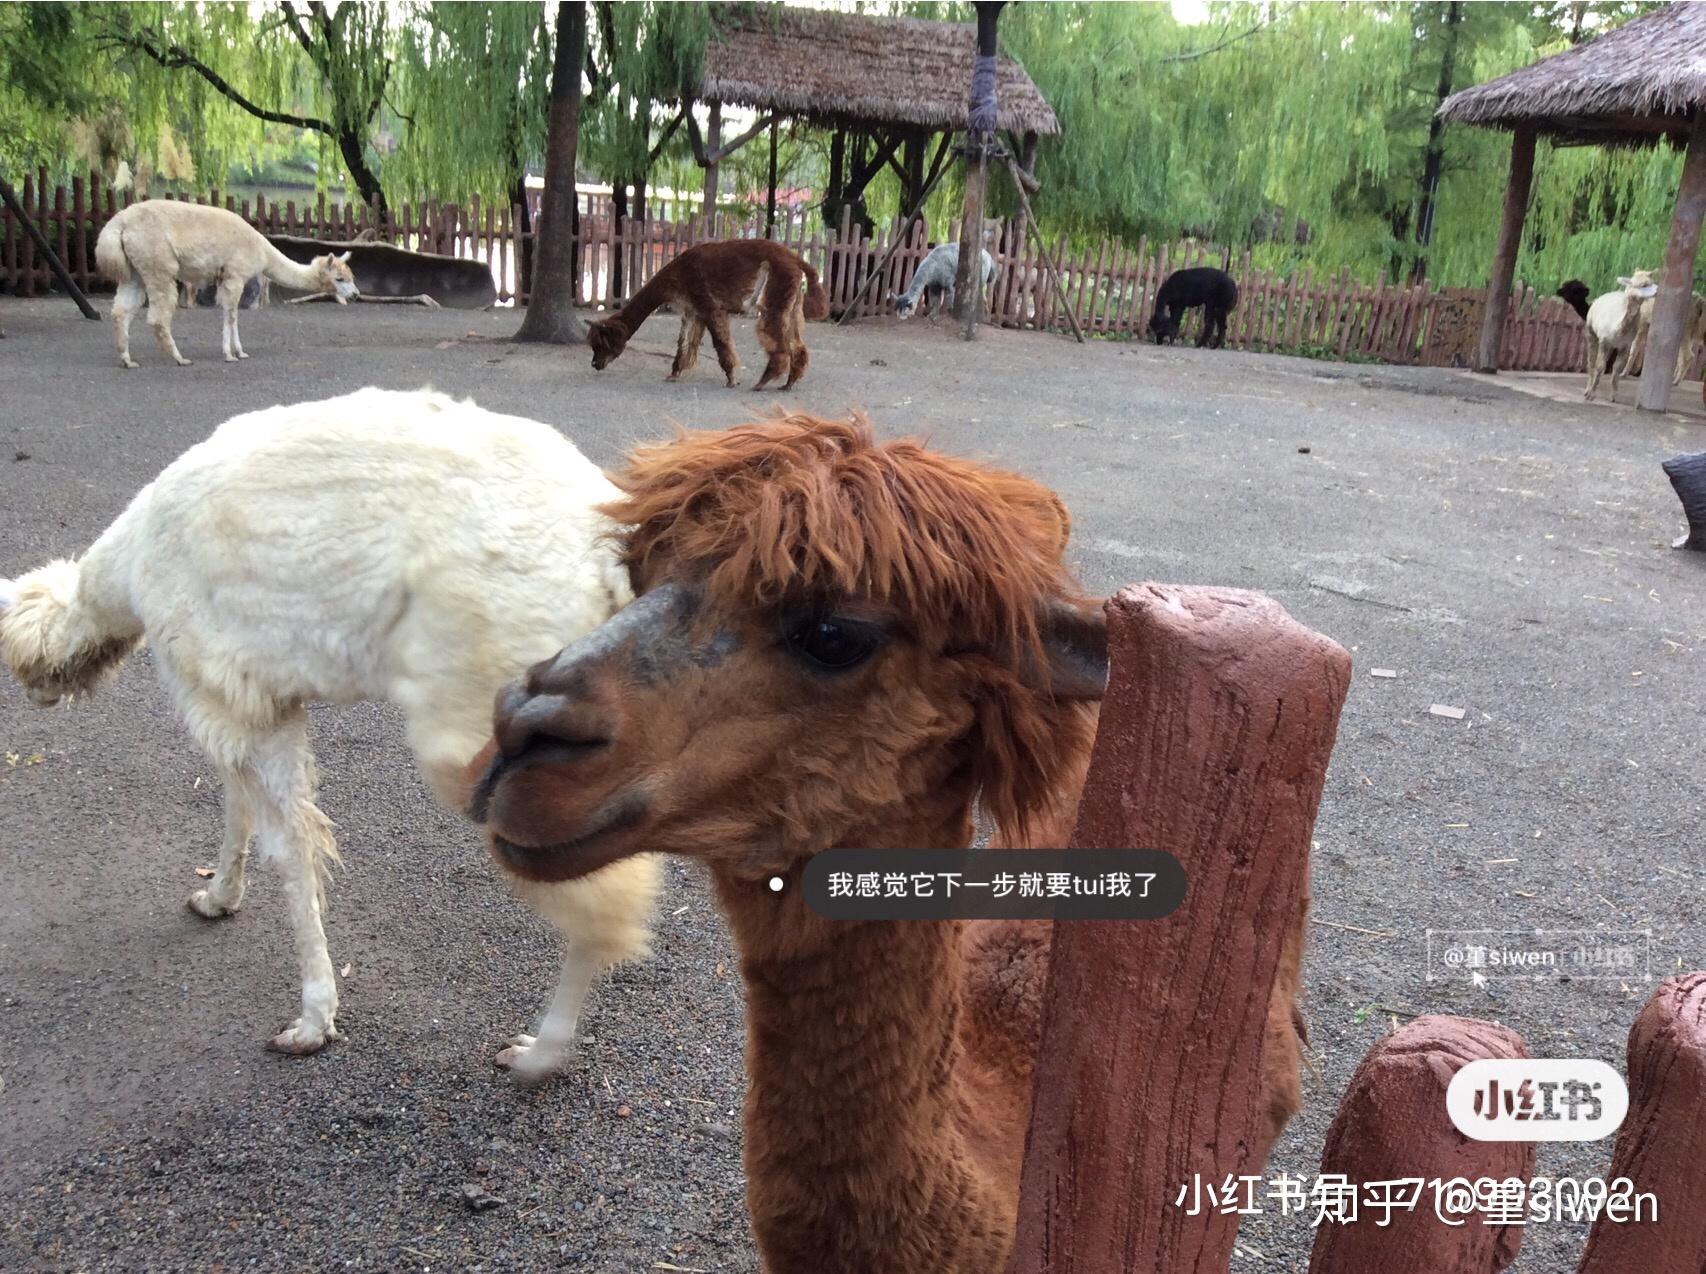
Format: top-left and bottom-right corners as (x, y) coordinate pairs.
(1577, 973), (1706, 1273)
(1006, 583), (1350, 1274)
(1307, 1015), (1534, 1273)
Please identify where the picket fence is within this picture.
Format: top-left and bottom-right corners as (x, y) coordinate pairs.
(0, 168), (1628, 374)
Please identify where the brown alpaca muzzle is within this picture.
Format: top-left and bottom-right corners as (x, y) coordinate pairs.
(473, 584), (725, 881)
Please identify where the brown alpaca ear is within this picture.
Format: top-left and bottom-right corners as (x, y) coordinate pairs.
(1033, 599), (1107, 700)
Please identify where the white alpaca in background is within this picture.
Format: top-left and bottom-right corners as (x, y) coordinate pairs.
(0, 388), (655, 1081)
(1635, 289), (1706, 387)
(1584, 270), (1659, 401)
(96, 201), (359, 368)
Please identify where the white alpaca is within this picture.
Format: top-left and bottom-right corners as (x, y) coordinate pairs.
(1584, 270), (1659, 401)
(1635, 290), (1706, 387)
(95, 201), (359, 369)
(0, 388), (656, 1081)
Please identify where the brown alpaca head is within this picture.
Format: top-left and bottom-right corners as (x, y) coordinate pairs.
(470, 414), (1105, 884)
(311, 251), (360, 302)
(587, 320), (628, 370)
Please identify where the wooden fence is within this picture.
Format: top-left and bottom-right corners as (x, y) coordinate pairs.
(0, 167), (1658, 375)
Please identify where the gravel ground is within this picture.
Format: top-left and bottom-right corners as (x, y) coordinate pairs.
(1, 296), (1702, 1272)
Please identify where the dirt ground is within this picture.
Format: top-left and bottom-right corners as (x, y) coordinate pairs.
(1, 296), (1702, 1273)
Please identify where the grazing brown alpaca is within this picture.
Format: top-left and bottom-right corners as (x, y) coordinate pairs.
(586, 240), (830, 390)
(470, 416), (1305, 1273)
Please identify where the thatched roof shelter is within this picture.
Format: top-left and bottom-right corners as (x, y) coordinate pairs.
(700, 4), (1059, 137)
(1438, 3), (1706, 410)
(682, 3), (1059, 238)
(1439, 1), (1706, 146)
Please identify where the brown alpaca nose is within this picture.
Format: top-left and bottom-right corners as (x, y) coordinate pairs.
(493, 680), (614, 764)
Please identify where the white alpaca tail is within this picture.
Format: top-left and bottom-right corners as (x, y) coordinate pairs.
(0, 500), (146, 705)
(94, 217), (129, 285)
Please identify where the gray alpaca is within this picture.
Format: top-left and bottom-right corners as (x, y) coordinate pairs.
(893, 243), (997, 320)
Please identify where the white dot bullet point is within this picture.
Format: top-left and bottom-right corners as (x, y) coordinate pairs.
(768, 876), (785, 893)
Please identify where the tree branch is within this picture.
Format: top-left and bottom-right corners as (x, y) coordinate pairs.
(648, 109), (686, 165)
(279, 3), (321, 67)
(1162, 19), (1270, 63)
(109, 27), (334, 135)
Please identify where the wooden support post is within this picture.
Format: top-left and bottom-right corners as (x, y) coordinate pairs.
(956, 143), (989, 339)
(902, 132), (926, 219)
(956, 1), (1005, 339)
(1011, 130), (1038, 251)
(0, 174), (99, 320)
(1639, 121), (1706, 412)
(1006, 155), (1085, 344)
(1308, 1016), (1534, 1273)
(825, 129), (846, 234)
(702, 100), (722, 219)
(1578, 973), (1706, 1273)
(766, 119), (779, 240)
(1474, 126), (1535, 374)
(1006, 584), (1349, 1274)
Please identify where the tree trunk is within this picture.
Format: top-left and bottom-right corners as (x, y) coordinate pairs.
(338, 129), (388, 216)
(516, 0), (588, 344)
(1413, 0), (1461, 282)
(702, 101), (721, 221)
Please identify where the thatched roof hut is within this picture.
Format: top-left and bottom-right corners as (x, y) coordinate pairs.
(700, 4), (1060, 137)
(682, 3), (1059, 237)
(1439, 1), (1706, 146)
(1438, 2), (1706, 410)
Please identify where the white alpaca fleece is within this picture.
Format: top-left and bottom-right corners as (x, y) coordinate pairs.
(0, 388), (658, 1069)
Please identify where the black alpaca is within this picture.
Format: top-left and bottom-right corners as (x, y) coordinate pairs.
(1148, 266), (1239, 348)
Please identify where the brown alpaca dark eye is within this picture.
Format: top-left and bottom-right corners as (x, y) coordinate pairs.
(788, 618), (879, 670)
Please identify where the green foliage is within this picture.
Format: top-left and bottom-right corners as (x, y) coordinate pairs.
(388, 3), (552, 203)
(993, 0), (1687, 288)
(583, 1), (711, 185)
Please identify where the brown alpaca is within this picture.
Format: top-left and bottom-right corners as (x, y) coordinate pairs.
(586, 240), (830, 390)
(469, 416), (1305, 1273)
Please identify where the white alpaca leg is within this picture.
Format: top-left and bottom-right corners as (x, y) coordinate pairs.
(495, 943), (601, 1086)
(496, 857), (662, 1084)
(218, 279), (249, 361)
(189, 773), (253, 918)
(112, 279), (143, 369)
(243, 719), (341, 1055)
(145, 280), (191, 366)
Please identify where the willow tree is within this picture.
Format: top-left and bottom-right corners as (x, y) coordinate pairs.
(579, 1), (709, 291)
(99, 1), (395, 210)
(390, 4), (551, 286)
(987, 0), (1686, 288)
(390, 5), (550, 206)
